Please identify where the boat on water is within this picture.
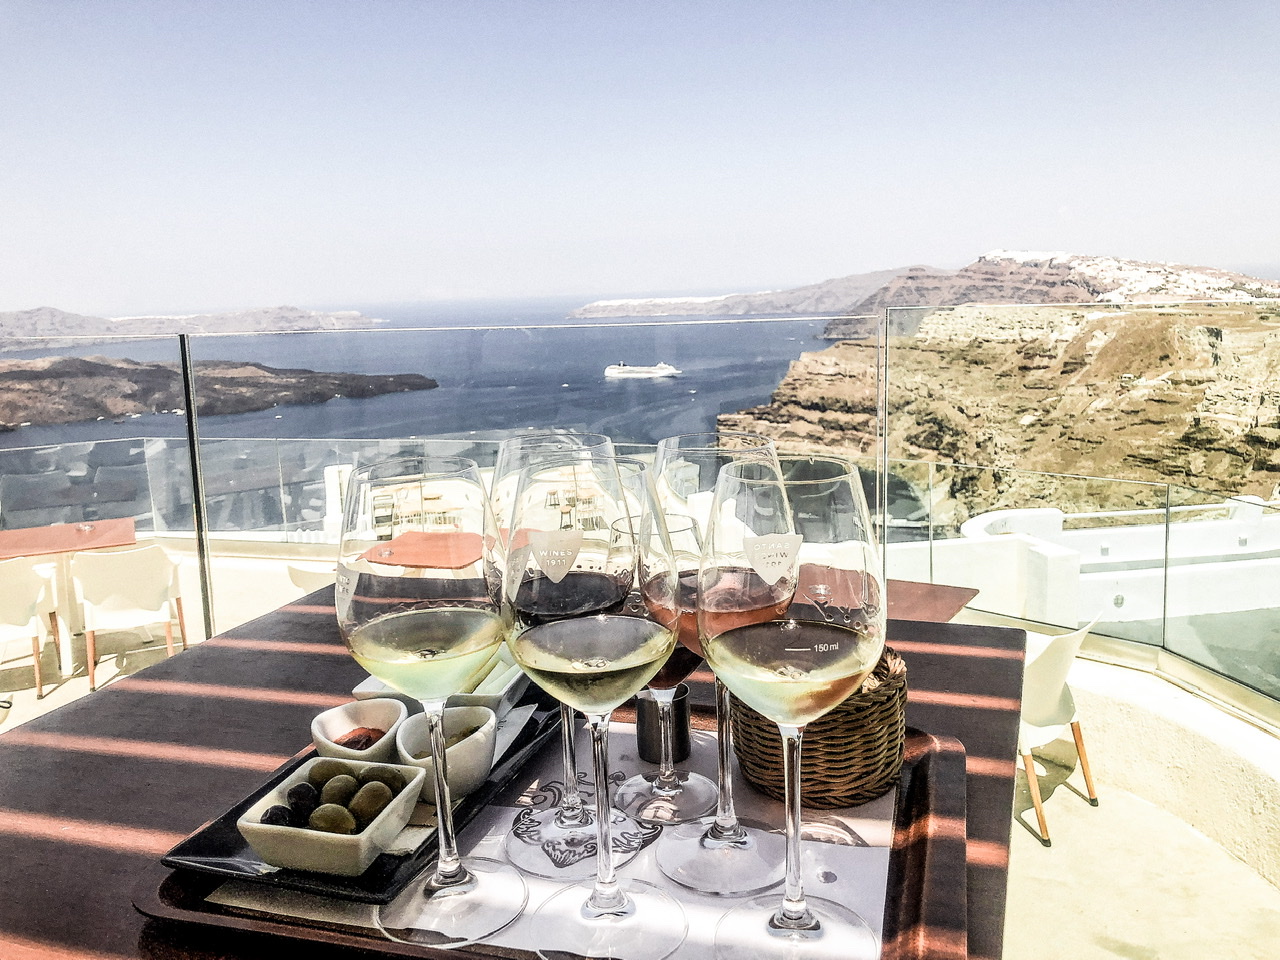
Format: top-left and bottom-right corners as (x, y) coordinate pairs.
(604, 361), (682, 379)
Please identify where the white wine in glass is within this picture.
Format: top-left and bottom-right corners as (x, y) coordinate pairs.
(503, 455), (688, 960)
(335, 455), (527, 949)
(701, 455), (885, 960)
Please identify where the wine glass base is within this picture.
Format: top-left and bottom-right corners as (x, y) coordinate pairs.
(378, 857), (527, 948)
(530, 878), (687, 960)
(613, 770), (718, 824)
(504, 806), (646, 881)
(653, 817), (786, 896)
(713, 893), (879, 960)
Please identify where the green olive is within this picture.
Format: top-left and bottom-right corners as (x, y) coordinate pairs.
(308, 803), (357, 835)
(307, 758), (355, 788)
(319, 773), (359, 807)
(348, 781), (395, 828)
(356, 764), (406, 793)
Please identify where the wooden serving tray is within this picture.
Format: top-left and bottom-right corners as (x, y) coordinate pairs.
(134, 727), (967, 960)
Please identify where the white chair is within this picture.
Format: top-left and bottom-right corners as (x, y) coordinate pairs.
(0, 556), (62, 699)
(1019, 614), (1102, 846)
(70, 543), (187, 691)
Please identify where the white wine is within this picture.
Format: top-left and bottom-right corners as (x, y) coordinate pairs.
(703, 619), (879, 727)
(343, 607), (508, 703)
(509, 615), (674, 716)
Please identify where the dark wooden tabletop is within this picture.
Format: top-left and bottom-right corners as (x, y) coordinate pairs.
(0, 588), (1023, 960)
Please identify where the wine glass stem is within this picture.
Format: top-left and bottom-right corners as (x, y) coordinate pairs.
(423, 700), (464, 884)
(556, 703), (589, 826)
(586, 713), (628, 914)
(653, 689), (680, 789)
(708, 677), (744, 841)
(777, 724), (813, 927)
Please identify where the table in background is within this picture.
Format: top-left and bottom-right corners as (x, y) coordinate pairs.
(0, 587), (1023, 960)
(0, 517), (138, 675)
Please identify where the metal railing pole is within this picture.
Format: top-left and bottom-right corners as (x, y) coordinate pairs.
(179, 335), (215, 639)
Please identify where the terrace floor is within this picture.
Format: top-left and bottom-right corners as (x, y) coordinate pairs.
(4, 633), (1280, 959)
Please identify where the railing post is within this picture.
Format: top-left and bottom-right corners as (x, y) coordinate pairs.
(179, 334), (215, 640)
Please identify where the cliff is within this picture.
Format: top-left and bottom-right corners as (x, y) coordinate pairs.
(826, 251), (1280, 337)
(0, 356), (436, 430)
(720, 302), (1280, 517)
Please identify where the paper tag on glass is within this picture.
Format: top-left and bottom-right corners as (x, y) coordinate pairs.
(744, 534), (802, 586)
(528, 530), (584, 583)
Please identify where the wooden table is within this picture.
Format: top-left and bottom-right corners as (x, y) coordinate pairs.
(887, 579), (980, 624)
(0, 589), (1023, 960)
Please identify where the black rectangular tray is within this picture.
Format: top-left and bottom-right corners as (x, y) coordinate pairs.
(136, 726), (969, 959)
(159, 687), (561, 905)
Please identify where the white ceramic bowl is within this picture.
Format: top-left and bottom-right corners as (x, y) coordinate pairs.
(395, 706), (498, 805)
(236, 757), (424, 876)
(311, 697), (408, 763)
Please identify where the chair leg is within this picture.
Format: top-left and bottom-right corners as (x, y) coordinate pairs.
(163, 621), (175, 658)
(1022, 752), (1051, 846)
(86, 630), (98, 692)
(1071, 720), (1099, 806)
(47, 613), (62, 666)
(31, 635), (44, 700)
(174, 597), (189, 650)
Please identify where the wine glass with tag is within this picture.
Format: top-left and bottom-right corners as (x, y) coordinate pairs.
(701, 455), (886, 959)
(503, 454), (688, 960)
(335, 455), (527, 948)
(489, 432), (640, 881)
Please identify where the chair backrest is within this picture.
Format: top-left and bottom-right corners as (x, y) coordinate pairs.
(1020, 613), (1102, 734)
(0, 556), (49, 636)
(71, 543), (178, 630)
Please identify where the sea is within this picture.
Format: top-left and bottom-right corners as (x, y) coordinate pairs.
(0, 298), (833, 451)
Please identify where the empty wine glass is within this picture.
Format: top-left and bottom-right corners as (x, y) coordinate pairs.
(488, 432), (633, 881)
(503, 454), (687, 960)
(335, 455), (526, 947)
(701, 455), (885, 959)
(649, 432), (787, 895)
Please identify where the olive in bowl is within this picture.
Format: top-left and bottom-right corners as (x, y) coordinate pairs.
(236, 757), (424, 876)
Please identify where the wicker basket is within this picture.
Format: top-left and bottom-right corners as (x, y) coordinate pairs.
(730, 646), (907, 808)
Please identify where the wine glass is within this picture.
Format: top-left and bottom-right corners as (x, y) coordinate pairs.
(489, 432), (634, 881)
(701, 455), (886, 959)
(613, 514), (717, 823)
(649, 432), (788, 895)
(335, 455), (527, 947)
(503, 455), (687, 960)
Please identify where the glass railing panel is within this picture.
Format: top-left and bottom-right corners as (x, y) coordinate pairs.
(1161, 486), (1280, 699)
(181, 316), (881, 632)
(887, 460), (1170, 638)
(0, 334), (211, 696)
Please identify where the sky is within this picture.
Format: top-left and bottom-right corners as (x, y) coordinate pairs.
(2, 0), (1278, 316)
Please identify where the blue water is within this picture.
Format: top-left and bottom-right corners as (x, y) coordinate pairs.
(1, 301), (830, 449)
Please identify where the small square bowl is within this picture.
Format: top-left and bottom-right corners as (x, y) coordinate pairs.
(396, 706), (497, 805)
(311, 698), (408, 764)
(236, 757), (424, 877)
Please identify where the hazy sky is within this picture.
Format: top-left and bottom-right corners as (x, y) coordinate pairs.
(3, 0), (1277, 315)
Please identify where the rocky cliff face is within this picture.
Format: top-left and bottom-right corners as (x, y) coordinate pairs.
(825, 251), (1280, 337)
(721, 302), (1280, 517)
(0, 356), (436, 430)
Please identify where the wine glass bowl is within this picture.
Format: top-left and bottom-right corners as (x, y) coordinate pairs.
(335, 455), (527, 948)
